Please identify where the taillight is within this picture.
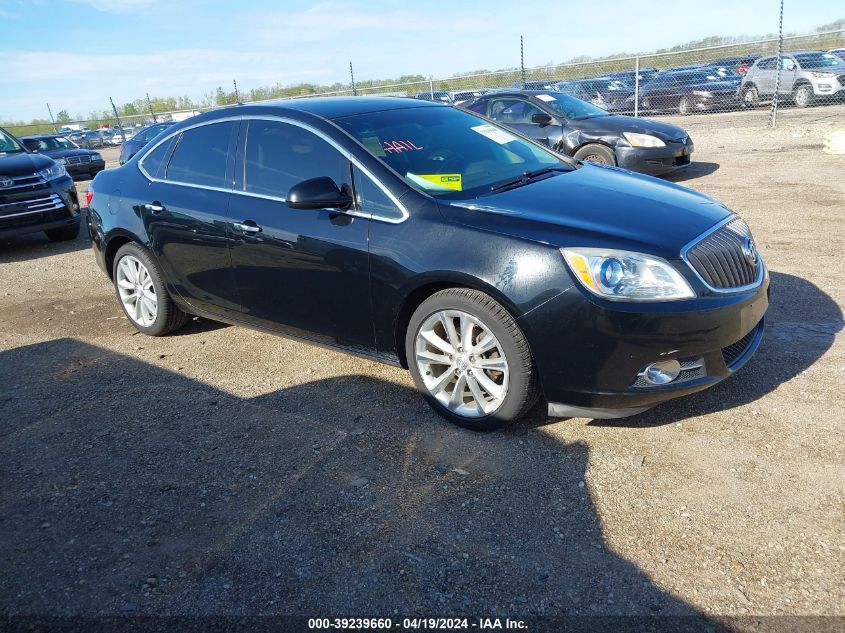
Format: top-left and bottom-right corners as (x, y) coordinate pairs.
(86, 188), (94, 207)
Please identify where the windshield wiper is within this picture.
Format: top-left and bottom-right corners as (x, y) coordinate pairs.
(487, 166), (570, 195)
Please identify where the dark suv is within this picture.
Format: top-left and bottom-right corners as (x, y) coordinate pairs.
(1, 126), (82, 242)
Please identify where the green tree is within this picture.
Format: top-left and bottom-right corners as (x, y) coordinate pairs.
(55, 110), (72, 124)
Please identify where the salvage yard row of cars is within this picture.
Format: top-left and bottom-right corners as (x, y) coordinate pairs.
(417, 49), (845, 115)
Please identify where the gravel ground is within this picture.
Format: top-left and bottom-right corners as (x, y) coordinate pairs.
(1, 107), (843, 626)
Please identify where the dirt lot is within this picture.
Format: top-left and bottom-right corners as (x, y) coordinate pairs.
(1, 106), (843, 627)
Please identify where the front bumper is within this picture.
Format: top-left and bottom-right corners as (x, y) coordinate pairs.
(65, 159), (106, 177)
(520, 274), (769, 417)
(0, 175), (80, 240)
(616, 140), (694, 176)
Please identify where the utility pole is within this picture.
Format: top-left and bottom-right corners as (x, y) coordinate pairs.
(634, 57), (640, 118)
(233, 79), (241, 104)
(768, 0), (785, 127)
(520, 35), (526, 89)
(350, 61), (357, 96)
(109, 97), (123, 131)
(45, 102), (58, 133)
(146, 93), (157, 123)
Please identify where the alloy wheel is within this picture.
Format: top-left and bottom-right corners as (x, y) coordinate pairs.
(414, 309), (509, 418)
(794, 86), (811, 107)
(116, 255), (158, 327)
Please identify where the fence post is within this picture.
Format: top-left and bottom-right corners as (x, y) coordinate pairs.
(429, 77), (434, 99)
(109, 97), (123, 131)
(146, 93), (156, 123)
(634, 57), (640, 118)
(349, 62), (357, 96)
(769, 0), (784, 127)
(45, 103), (58, 133)
(520, 35), (526, 89)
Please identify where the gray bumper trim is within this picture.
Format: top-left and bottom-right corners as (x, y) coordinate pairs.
(547, 402), (653, 420)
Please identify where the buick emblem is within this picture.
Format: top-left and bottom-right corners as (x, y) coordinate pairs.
(741, 237), (758, 265)
(0, 176), (13, 188)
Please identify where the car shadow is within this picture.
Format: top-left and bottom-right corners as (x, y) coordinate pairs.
(662, 161), (719, 182)
(0, 337), (729, 627)
(590, 271), (842, 428)
(0, 213), (90, 262)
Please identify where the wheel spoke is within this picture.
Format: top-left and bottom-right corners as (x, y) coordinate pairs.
(449, 374), (467, 408)
(417, 350), (451, 365)
(117, 279), (134, 290)
(473, 369), (504, 401)
(465, 374), (488, 413)
(439, 313), (459, 349)
(120, 258), (136, 283)
(421, 329), (454, 355)
(475, 356), (507, 372)
(472, 334), (497, 355)
(459, 315), (474, 350)
(429, 367), (455, 395)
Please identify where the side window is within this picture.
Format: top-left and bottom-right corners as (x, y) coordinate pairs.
(352, 166), (404, 221)
(489, 99), (545, 124)
(139, 135), (176, 178)
(465, 101), (488, 115)
(243, 119), (349, 199)
(165, 121), (235, 188)
(757, 58), (774, 70)
(781, 57), (796, 71)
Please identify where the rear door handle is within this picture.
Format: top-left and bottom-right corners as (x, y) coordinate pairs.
(233, 220), (262, 234)
(144, 202), (165, 213)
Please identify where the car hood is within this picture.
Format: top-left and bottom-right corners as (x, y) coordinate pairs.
(440, 163), (732, 259)
(0, 151), (56, 177)
(569, 115), (689, 141)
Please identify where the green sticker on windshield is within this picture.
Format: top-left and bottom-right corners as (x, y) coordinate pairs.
(407, 173), (463, 191)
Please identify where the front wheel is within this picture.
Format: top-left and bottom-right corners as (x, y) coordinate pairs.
(406, 288), (538, 430)
(793, 84), (813, 108)
(573, 143), (616, 166)
(742, 85), (759, 108)
(112, 242), (189, 336)
(678, 96), (691, 115)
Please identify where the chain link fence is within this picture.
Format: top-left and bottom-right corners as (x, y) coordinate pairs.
(4, 29), (843, 140)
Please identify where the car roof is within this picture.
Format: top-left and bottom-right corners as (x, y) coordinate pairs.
(268, 96), (442, 118)
(475, 90), (562, 99)
(20, 134), (66, 140)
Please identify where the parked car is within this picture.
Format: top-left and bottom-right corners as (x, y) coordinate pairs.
(0, 126), (81, 242)
(553, 77), (634, 112)
(465, 90), (693, 175)
(605, 68), (661, 86)
(118, 122), (175, 165)
(75, 130), (109, 149)
(511, 80), (555, 90)
(19, 134), (105, 179)
(706, 55), (760, 76)
(414, 91), (451, 103)
(741, 51), (845, 108)
(635, 68), (742, 114)
(829, 48), (845, 61)
(88, 98), (766, 429)
(450, 90), (485, 106)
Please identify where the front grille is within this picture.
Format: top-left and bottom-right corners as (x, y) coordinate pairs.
(65, 155), (92, 165)
(838, 74), (845, 88)
(722, 322), (762, 368)
(0, 193), (65, 220)
(684, 217), (761, 291)
(0, 173), (48, 193)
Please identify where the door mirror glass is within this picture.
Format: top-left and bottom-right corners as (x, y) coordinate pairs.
(287, 177), (353, 210)
(531, 113), (553, 125)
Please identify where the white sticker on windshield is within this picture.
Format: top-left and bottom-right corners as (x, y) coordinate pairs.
(471, 124), (518, 145)
(535, 94), (556, 102)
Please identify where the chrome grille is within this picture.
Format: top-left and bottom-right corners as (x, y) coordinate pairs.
(0, 173), (47, 192)
(0, 194), (66, 218)
(66, 155), (92, 165)
(683, 217), (761, 291)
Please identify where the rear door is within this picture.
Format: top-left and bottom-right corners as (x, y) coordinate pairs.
(139, 120), (241, 316)
(754, 58), (776, 94)
(779, 56), (798, 94)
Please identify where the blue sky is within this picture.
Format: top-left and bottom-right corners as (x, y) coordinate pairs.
(1, 0), (842, 121)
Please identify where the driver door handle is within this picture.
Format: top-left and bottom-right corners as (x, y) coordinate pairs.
(233, 220), (262, 234)
(144, 202), (165, 213)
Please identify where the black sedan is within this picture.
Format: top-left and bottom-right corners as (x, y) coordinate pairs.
(118, 122), (174, 165)
(635, 69), (742, 114)
(88, 98), (767, 430)
(20, 134), (105, 179)
(464, 90), (693, 175)
(554, 77), (634, 112)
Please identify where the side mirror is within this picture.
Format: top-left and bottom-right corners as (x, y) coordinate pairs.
(531, 113), (553, 126)
(286, 177), (353, 211)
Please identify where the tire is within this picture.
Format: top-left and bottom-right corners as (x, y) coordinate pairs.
(405, 288), (538, 430)
(793, 83), (813, 108)
(573, 143), (616, 166)
(742, 84), (759, 108)
(44, 223), (80, 242)
(678, 96), (691, 115)
(112, 242), (189, 336)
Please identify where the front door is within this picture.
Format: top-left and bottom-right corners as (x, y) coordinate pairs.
(489, 98), (556, 146)
(227, 118), (374, 349)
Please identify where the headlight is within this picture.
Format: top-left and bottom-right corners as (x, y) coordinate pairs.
(622, 132), (666, 148)
(562, 248), (695, 302)
(37, 162), (67, 181)
(691, 90), (712, 97)
(92, 152), (102, 160)
(810, 71), (835, 78)
(58, 157), (68, 165)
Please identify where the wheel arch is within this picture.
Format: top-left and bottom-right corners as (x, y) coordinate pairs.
(103, 229), (146, 280)
(393, 273), (525, 369)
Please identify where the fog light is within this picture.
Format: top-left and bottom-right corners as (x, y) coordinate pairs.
(642, 359), (681, 385)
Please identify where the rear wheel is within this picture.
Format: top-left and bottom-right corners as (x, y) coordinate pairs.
(573, 143), (616, 166)
(45, 223), (80, 242)
(793, 83), (813, 108)
(742, 84), (760, 108)
(406, 288), (538, 430)
(112, 242), (189, 336)
(678, 96), (691, 115)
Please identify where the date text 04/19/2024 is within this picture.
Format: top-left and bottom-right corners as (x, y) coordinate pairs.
(307, 617), (528, 630)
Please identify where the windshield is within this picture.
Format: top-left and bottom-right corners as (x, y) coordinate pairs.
(334, 106), (570, 200)
(31, 136), (79, 151)
(0, 128), (25, 155)
(535, 93), (609, 120)
(794, 52), (845, 68)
